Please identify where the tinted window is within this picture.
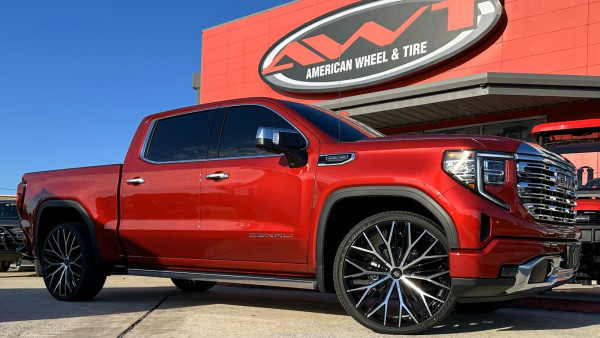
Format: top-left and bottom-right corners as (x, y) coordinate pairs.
(283, 101), (381, 142)
(219, 106), (294, 158)
(145, 110), (214, 162)
(0, 202), (17, 220)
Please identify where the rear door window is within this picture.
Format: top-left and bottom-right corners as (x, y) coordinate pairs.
(144, 110), (215, 162)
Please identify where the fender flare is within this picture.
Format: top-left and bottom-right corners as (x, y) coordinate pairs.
(315, 186), (458, 292)
(35, 200), (103, 268)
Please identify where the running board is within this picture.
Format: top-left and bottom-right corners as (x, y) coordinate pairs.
(127, 268), (318, 290)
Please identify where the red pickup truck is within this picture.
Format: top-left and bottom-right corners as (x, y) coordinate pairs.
(17, 98), (580, 334)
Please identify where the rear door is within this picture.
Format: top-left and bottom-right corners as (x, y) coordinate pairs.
(199, 104), (317, 266)
(119, 109), (217, 266)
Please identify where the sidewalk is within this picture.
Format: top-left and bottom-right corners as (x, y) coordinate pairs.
(509, 281), (600, 313)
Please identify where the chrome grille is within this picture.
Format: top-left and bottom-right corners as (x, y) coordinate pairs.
(516, 143), (577, 225)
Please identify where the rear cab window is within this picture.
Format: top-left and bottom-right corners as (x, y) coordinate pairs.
(143, 110), (215, 162)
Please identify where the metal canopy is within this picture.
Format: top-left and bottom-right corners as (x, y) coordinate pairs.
(316, 73), (600, 130)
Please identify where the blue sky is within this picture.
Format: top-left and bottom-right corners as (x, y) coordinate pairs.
(0, 0), (289, 193)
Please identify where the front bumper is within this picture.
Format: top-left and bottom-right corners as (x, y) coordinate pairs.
(453, 244), (581, 302)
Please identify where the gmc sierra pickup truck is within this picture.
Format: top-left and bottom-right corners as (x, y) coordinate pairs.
(17, 98), (580, 334)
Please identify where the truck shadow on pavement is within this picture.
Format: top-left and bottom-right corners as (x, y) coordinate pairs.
(2, 282), (599, 335)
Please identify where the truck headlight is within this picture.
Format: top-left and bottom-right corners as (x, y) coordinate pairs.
(443, 150), (513, 209)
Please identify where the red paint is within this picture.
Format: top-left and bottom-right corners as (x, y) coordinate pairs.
(19, 97), (579, 287)
(200, 0), (600, 103)
(431, 0), (478, 31)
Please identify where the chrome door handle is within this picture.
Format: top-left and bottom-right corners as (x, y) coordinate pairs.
(205, 172), (229, 180)
(126, 177), (145, 185)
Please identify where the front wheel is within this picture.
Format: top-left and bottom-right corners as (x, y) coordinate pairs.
(0, 261), (9, 272)
(334, 211), (455, 335)
(41, 223), (106, 301)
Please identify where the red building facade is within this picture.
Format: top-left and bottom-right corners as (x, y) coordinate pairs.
(197, 0), (600, 139)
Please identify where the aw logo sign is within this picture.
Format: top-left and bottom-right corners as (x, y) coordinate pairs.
(259, 0), (503, 93)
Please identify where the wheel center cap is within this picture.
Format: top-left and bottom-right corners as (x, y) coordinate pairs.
(391, 268), (402, 279)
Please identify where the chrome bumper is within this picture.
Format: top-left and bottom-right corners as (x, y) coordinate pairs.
(506, 255), (577, 294)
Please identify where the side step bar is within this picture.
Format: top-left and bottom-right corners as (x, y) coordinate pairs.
(128, 268), (318, 290)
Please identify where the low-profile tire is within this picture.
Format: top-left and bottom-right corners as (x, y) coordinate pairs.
(41, 223), (106, 301)
(171, 278), (216, 292)
(34, 259), (43, 277)
(454, 301), (508, 313)
(0, 261), (9, 272)
(333, 211), (455, 335)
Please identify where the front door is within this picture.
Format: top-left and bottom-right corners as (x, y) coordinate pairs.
(199, 105), (316, 266)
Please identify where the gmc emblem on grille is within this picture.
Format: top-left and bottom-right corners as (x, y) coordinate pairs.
(556, 173), (574, 191)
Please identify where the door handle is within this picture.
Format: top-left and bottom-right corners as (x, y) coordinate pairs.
(126, 177), (146, 185)
(205, 172), (229, 180)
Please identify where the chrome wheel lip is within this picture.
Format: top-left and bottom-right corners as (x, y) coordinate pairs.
(341, 220), (451, 329)
(42, 227), (83, 298)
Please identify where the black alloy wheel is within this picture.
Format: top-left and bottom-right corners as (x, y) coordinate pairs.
(334, 211), (455, 334)
(41, 223), (106, 301)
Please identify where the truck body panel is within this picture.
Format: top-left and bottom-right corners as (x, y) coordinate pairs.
(17, 97), (582, 334)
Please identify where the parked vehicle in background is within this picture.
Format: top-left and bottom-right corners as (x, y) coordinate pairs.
(533, 119), (600, 285)
(18, 98), (581, 334)
(0, 197), (23, 272)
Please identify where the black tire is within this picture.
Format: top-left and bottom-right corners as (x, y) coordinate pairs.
(41, 223), (106, 301)
(454, 301), (507, 313)
(34, 259), (43, 277)
(171, 278), (216, 292)
(333, 211), (455, 335)
(0, 261), (9, 272)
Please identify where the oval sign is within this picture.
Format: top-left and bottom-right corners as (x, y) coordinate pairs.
(259, 0), (503, 93)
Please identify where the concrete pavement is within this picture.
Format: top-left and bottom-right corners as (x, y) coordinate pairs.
(1, 270), (599, 337)
(509, 281), (600, 313)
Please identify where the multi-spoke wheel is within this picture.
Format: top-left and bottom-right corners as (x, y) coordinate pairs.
(334, 211), (455, 334)
(41, 223), (106, 301)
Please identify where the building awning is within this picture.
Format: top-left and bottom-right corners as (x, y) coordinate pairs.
(317, 73), (600, 130)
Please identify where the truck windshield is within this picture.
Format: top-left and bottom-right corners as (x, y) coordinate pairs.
(540, 127), (600, 192)
(283, 101), (384, 142)
(0, 201), (18, 220)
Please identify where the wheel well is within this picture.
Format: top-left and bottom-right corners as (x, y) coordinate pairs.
(320, 196), (442, 292)
(36, 206), (87, 254)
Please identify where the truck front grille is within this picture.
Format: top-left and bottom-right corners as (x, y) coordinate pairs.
(516, 145), (577, 225)
(576, 211), (600, 227)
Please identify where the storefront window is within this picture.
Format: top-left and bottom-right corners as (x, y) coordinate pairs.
(482, 118), (545, 143)
(425, 126), (481, 135)
(424, 117), (545, 142)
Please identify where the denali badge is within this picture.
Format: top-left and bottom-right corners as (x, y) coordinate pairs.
(249, 233), (294, 239)
(259, 0), (503, 93)
(318, 153), (356, 166)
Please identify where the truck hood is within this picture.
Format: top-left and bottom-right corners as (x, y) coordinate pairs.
(356, 134), (523, 153)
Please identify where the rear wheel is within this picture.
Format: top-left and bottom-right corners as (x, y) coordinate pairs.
(41, 223), (106, 301)
(171, 278), (216, 292)
(0, 261), (9, 272)
(334, 211), (455, 335)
